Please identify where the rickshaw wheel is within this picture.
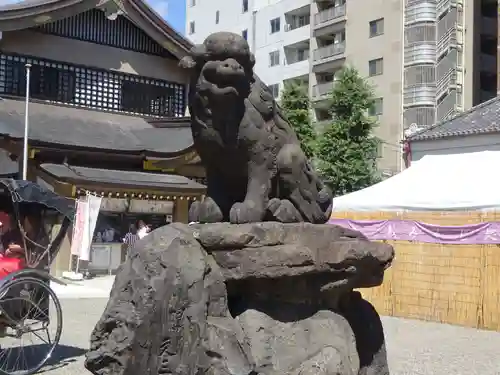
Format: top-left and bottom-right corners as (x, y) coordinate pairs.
(0, 276), (63, 375)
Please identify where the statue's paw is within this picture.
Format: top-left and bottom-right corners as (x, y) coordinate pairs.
(190, 197), (223, 223)
(229, 201), (265, 224)
(267, 199), (302, 223)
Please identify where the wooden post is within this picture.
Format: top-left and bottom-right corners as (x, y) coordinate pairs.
(173, 198), (189, 223)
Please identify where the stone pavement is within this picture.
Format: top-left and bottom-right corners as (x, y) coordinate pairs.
(11, 296), (500, 375)
(50, 275), (115, 299)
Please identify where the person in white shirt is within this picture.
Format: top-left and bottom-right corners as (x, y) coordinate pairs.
(137, 220), (150, 239)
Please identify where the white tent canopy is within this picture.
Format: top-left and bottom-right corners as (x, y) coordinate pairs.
(331, 151), (500, 212)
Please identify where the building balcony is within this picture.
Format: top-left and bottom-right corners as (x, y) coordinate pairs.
(284, 5), (311, 45)
(436, 28), (457, 58)
(403, 106), (436, 128)
(404, 1), (436, 25)
(283, 23), (311, 46)
(312, 42), (345, 65)
(437, 8), (460, 35)
(0, 52), (186, 118)
(436, 49), (459, 79)
(313, 5), (346, 37)
(403, 84), (436, 106)
(436, 69), (458, 99)
(437, 0), (460, 18)
(404, 42), (436, 66)
(285, 49), (310, 64)
(312, 81), (334, 101)
(436, 90), (460, 121)
(282, 50), (310, 81)
(314, 5), (346, 28)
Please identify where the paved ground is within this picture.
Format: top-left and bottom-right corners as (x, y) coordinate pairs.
(50, 276), (116, 299)
(383, 316), (500, 375)
(5, 295), (500, 374)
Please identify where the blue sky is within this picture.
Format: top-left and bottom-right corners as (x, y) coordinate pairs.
(149, 0), (186, 35)
(0, 0), (186, 35)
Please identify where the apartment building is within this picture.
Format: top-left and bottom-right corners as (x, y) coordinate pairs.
(186, 0), (497, 176)
(404, 0), (496, 134)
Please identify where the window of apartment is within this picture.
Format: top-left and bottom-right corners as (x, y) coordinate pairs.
(242, 0), (248, 13)
(190, 0), (195, 6)
(216, 10), (220, 24)
(369, 18), (384, 38)
(368, 58), (383, 76)
(481, 36), (496, 55)
(291, 14), (310, 29)
(242, 29), (248, 40)
(481, 2), (497, 17)
(297, 48), (308, 62)
(369, 98), (383, 116)
(189, 21), (195, 34)
(268, 83), (280, 98)
(298, 14), (310, 27)
(269, 50), (280, 67)
(322, 73), (335, 83)
(270, 17), (281, 34)
(480, 72), (497, 92)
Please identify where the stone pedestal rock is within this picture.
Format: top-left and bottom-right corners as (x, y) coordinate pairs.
(84, 222), (394, 375)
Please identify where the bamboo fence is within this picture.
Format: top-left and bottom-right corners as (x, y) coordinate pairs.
(333, 211), (500, 331)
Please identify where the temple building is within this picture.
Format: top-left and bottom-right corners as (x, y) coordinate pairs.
(0, 0), (205, 275)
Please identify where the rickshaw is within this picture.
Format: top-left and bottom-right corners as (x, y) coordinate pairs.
(0, 179), (74, 375)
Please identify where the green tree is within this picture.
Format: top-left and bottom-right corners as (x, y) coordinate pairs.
(315, 67), (381, 196)
(279, 81), (316, 159)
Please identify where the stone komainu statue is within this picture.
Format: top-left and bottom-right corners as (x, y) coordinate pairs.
(180, 32), (333, 224)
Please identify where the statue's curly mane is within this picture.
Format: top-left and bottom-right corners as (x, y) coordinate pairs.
(248, 76), (300, 142)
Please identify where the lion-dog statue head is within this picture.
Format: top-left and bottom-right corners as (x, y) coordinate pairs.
(180, 31), (255, 97)
(180, 32), (259, 145)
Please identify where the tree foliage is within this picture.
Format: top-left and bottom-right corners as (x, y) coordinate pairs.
(315, 66), (381, 196)
(279, 81), (316, 159)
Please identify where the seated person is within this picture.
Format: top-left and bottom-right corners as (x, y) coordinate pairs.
(0, 207), (43, 335)
(0, 213), (24, 259)
(0, 206), (42, 261)
(0, 213), (24, 335)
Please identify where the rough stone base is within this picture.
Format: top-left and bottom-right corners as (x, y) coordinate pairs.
(84, 222), (393, 375)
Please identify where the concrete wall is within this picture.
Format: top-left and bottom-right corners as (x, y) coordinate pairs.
(410, 133), (500, 162)
(0, 29), (187, 84)
(186, 0), (255, 45)
(253, 0), (310, 87)
(186, 0), (310, 92)
(342, 0), (404, 174)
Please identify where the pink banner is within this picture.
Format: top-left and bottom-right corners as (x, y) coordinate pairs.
(70, 198), (87, 256)
(329, 218), (500, 244)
